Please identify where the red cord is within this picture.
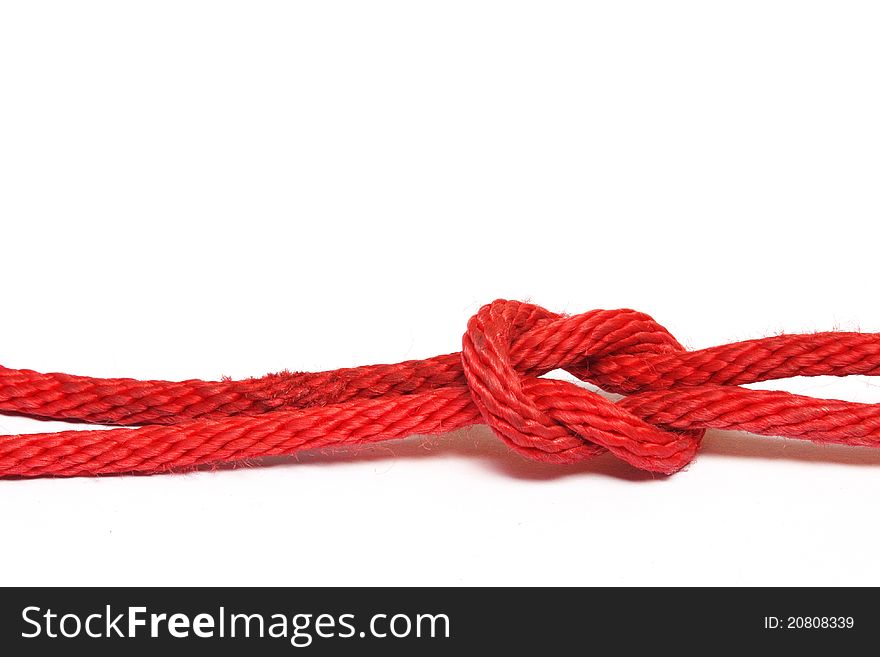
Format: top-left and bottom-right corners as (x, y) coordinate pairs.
(2, 299), (879, 478)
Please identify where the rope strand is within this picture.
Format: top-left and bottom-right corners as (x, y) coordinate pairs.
(1, 299), (878, 478)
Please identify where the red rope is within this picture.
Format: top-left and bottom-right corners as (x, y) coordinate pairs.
(2, 299), (879, 478)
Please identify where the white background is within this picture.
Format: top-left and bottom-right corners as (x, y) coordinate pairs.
(1, 2), (879, 586)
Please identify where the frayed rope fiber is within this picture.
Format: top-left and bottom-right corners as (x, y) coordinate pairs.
(3, 299), (880, 478)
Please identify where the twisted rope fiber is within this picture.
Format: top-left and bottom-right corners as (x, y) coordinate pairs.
(2, 299), (880, 477)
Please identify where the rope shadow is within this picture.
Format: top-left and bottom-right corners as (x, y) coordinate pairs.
(700, 429), (880, 466)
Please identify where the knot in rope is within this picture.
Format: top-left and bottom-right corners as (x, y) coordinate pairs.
(462, 300), (704, 471)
